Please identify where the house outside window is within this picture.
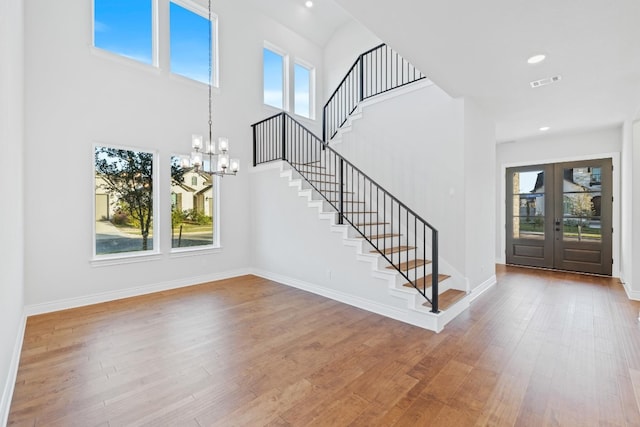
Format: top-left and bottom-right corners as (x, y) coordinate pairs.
(94, 145), (157, 256)
(171, 156), (217, 249)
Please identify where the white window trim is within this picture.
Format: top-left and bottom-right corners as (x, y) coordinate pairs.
(91, 0), (159, 68)
(92, 142), (161, 264)
(169, 0), (220, 87)
(263, 41), (290, 112)
(293, 58), (316, 120)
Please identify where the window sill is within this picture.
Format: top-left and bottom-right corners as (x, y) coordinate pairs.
(90, 46), (161, 75)
(169, 72), (221, 93)
(170, 246), (223, 258)
(91, 251), (162, 267)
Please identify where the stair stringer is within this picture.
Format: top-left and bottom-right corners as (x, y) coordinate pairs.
(280, 163), (469, 332)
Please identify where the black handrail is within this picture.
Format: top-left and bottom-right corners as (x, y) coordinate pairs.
(253, 112), (440, 313)
(322, 43), (426, 142)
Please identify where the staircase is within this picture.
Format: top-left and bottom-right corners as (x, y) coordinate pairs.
(251, 44), (470, 332)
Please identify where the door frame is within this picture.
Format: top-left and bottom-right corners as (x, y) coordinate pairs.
(498, 152), (620, 277)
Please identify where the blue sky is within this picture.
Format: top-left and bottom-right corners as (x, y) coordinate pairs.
(94, 0), (153, 64)
(263, 48), (283, 109)
(264, 48), (312, 117)
(95, 0), (211, 83)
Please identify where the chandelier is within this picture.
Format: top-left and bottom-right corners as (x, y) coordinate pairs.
(189, 0), (239, 177)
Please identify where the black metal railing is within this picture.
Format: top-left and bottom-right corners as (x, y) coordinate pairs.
(253, 112), (440, 313)
(322, 44), (426, 142)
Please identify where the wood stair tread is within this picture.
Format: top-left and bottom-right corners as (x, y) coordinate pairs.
(291, 163), (326, 169)
(371, 245), (416, 255)
(320, 189), (355, 194)
(402, 274), (449, 289)
(308, 180), (342, 185)
(297, 171), (335, 177)
(422, 289), (466, 311)
(361, 233), (401, 239)
(386, 258), (430, 271)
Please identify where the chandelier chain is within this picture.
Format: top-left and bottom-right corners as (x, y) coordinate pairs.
(208, 0), (213, 142)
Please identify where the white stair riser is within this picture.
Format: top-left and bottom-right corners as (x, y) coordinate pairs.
(278, 162), (466, 332)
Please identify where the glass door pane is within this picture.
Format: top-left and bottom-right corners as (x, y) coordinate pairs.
(511, 170), (545, 239)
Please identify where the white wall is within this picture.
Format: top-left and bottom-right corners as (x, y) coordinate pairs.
(631, 120), (640, 296)
(330, 84), (472, 282)
(323, 19), (380, 100)
(22, 0), (323, 307)
(495, 126), (622, 269)
(0, 0), (25, 419)
(621, 120), (634, 290)
(250, 165), (408, 310)
(463, 99), (496, 288)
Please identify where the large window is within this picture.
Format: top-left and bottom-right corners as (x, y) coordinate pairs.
(263, 47), (286, 109)
(94, 146), (156, 256)
(170, 1), (217, 85)
(263, 44), (315, 119)
(94, 0), (154, 65)
(294, 62), (314, 118)
(93, 0), (219, 85)
(170, 156), (216, 249)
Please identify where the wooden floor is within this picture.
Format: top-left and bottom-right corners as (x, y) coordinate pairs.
(8, 265), (640, 426)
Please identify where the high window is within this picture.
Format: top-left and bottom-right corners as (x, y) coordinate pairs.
(171, 156), (217, 249)
(263, 46), (287, 110)
(170, 1), (217, 85)
(263, 43), (315, 119)
(93, 0), (219, 86)
(294, 62), (314, 119)
(94, 0), (155, 65)
(94, 146), (157, 257)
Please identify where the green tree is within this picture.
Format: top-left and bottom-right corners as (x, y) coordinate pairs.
(95, 147), (154, 250)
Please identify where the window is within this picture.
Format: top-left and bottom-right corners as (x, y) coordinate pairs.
(263, 44), (316, 118)
(94, 0), (154, 65)
(294, 62), (314, 118)
(94, 146), (156, 256)
(171, 156), (216, 249)
(263, 47), (286, 109)
(93, 0), (219, 86)
(170, 1), (217, 85)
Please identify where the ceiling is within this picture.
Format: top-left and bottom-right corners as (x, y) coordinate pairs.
(247, 0), (352, 47)
(265, 0), (640, 143)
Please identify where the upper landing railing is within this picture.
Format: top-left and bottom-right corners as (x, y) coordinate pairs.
(322, 43), (426, 142)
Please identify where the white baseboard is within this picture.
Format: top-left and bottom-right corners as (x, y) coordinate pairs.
(1, 311), (26, 427)
(470, 274), (498, 303)
(251, 268), (423, 325)
(623, 280), (640, 301)
(24, 268), (252, 316)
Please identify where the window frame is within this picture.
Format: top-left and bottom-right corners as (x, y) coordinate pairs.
(293, 58), (316, 120)
(92, 0), (160, 68)
(263, 42), (290, 112)
(92, 143), (160, 264)
(169, 0), (219, 87)
(170, 155), (221, 254)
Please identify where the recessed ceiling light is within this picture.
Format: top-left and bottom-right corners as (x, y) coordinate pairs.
(527, 54), (546, 64)
(539, 126), (550, 131)
(305, 0), (313, 7)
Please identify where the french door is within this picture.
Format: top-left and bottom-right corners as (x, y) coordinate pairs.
(506, 158), (612, 275)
